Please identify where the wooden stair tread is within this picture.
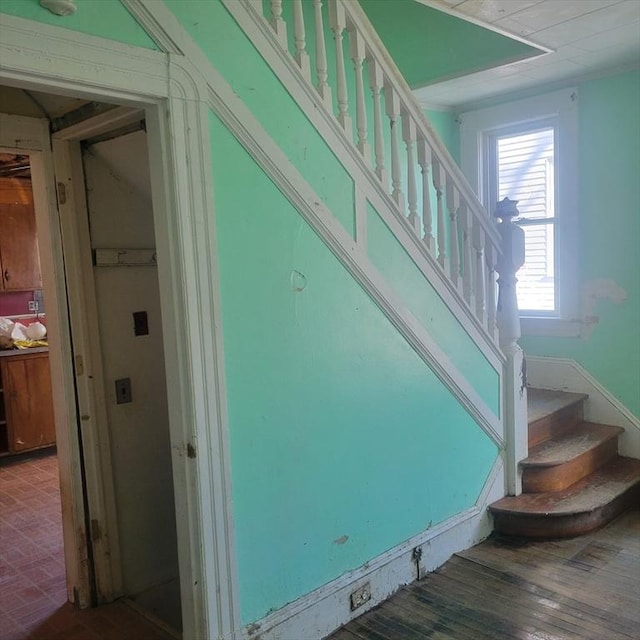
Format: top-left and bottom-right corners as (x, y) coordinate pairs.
(491, 457), (640, 517)
(522, 422), (624, 468)
(527, 388), (589, 425)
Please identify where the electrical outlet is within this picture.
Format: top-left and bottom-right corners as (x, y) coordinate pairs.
(350, 583), (371, 611)
(28, 300), (38, 312)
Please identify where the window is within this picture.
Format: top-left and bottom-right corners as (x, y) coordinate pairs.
(488, 124), (556, 313)
(460, 89), (579, 337)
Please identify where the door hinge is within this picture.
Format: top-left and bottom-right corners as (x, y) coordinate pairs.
(56, 181), (67, 205)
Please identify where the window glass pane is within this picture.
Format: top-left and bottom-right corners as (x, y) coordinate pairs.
(517, 222), (555, 312)
(497, 128), (554, 221)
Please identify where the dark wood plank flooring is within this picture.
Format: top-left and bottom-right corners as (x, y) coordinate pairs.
(327, 509), (640, 640)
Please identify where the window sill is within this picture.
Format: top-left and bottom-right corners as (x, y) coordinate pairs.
(521, 316), (582, 338)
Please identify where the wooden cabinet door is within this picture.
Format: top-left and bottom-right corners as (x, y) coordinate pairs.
(0, 203), (43, 291)
(2, 354), (56, 452)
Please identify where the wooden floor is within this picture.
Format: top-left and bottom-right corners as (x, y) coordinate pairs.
(328, 509), (640, 640)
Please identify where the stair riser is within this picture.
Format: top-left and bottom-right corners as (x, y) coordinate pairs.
(522, 438), (619, 493)
(528, 402), (585, 449)
(491, 484), (640, 538)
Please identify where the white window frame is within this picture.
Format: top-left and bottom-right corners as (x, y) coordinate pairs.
(460, 88), (581, 337)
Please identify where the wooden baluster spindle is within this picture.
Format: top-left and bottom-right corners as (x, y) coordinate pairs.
(329, 0), (352, 134)
(446, 175), (461, 290)
(269, 0), (288, 48)
(432, 158), (446, 269)
(460, 203), (473, 304)
(384, 85), (403, 208)
(417, 137), (434, 254)
(473, 221), (486, 326)
(292, 0), (311, 82)
(349, 27), (370, 162)
(402, 110), (419, 233)
(486, 242), (497, 338)
(368, 58), (386, 188)
(313, 0), (332, 106)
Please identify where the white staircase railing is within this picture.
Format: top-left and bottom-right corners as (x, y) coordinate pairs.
(247, 0), (502, 342)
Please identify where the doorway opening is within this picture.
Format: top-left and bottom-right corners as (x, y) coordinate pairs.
(0, 85), (182, 637)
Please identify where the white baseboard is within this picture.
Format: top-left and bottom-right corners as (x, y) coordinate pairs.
(525, 356), (640, 458)
(241, 457), (504, 640)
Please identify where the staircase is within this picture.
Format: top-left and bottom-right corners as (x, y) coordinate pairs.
(490, 388), (640, 538)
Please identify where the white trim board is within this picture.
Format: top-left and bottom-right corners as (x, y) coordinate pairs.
(526, 356), (640, 459)
(241, 457), (504, 640)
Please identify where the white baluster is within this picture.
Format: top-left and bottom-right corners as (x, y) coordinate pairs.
(460, 203), (473, 304)
(368, 58), (386, 188)
(486, 242), (497, 339)
(384, 85), (403, 208)
(269, 0), (288, 48)
(313, 0), (332, 107)
(473, 221), (486, 326)
(446, 175), (461, 290)
(417, 137), (434, 254)
(349, 27), (370, 162)
(329, 0), (352, 134)
(293, 0), (311, 82)
(402, 111), (419, 233)
(432, 158), (446, 268)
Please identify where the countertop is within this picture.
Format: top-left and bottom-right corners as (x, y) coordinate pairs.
(0, 347), (49, 358)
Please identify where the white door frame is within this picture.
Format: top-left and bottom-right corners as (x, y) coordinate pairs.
(0, 13), (240, 640)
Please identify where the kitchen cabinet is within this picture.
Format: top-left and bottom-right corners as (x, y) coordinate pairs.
(0, 350), (56, 455)
(0, 201), (43, 291)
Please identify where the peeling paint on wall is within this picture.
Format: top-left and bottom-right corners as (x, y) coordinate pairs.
(581, 278), (627, 339)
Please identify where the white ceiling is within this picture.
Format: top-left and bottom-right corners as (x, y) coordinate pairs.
(413, 0), (640, 110)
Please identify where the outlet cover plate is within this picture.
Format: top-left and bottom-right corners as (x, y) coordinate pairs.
(350, 583), (371, 611)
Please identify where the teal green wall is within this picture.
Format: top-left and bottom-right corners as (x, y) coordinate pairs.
(521, 69), (640, 417)
(210, 110), (498, 623)
(359, 0), (543, 88)
(0, 0), (159, 50)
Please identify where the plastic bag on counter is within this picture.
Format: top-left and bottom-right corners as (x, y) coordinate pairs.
(0, 317), (15, 338)
(11, 322), (28, 341)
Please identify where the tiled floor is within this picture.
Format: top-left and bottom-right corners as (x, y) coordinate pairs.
(0, 449), (175, 640)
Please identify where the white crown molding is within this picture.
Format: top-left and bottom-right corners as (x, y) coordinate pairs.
(526, 356), (640, 458)
(240, 456), (504, 639)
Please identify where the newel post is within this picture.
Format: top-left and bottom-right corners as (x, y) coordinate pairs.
(495, 197), (528, 496)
